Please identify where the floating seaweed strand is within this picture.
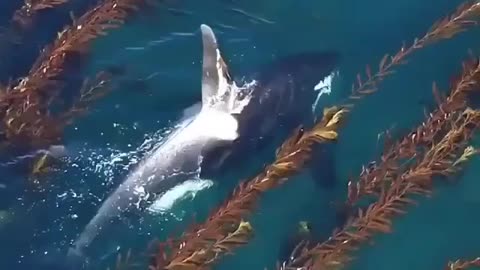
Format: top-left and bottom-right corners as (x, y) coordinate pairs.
(340, 0), (480, 211)
(146, 2), (480, 270)
(12, 0), (71, 30)
(447, 257), (480, 270)
(346, 1), (480, 103)
(347, 55), (480, 206)
(279, 106), (480, 270)
(0, 0), (147, 148)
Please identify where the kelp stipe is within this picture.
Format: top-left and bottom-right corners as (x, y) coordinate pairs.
(447, 257), (480, 270)
(61, 70), (115, 123)
(0, 0), (148, 150)
(149, 221), (255, 270)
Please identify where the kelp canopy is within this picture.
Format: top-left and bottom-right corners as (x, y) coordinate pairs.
(0, 1), (480, 270)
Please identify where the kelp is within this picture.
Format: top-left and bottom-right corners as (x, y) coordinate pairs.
(0, 0), (147, 149)
(279, 106), (480, 270)
(145, 2), (480, 269)
(61, 69), (115, 123)
(150, 221), (254, 270)
(0, 69), (114, 149)
(447, 257), (480, 270)
(269, 2), (480, 268)
(12, 0), (70, 30)
(347, 1), (480, 103)
(149, 107), (348, 270)
(347, 55), (480, 207)
(276, 51), (480, 269)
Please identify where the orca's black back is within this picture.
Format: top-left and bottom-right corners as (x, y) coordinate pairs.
(200, 51), (340, 176)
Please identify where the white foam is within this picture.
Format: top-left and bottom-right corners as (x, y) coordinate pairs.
(312, 71), (338, 114)
(193, 108), (239, 141)
(182, 79), (257, 142)
(226, 80), (256, 114)
(204, 67), (255, 116)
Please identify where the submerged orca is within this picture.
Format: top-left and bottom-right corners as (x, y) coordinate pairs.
(66, 24), (339, 266)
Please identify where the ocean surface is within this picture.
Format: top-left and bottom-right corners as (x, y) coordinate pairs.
(1, 0), (480, 269)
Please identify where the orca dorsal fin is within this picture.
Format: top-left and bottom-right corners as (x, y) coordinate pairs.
(200, 24), (232, 107)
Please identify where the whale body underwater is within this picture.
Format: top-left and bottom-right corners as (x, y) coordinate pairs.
(66, 24), (340, 265)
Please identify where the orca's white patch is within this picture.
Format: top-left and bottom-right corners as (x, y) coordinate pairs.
(147, 178), (214, 213)
(312, 70), (339, 114)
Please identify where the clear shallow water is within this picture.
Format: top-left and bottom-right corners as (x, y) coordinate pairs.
(0, 0), (480, 269)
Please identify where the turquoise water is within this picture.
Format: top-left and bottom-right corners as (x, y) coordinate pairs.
(1, 0), (480, 269)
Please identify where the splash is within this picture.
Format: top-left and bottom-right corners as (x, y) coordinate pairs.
(227, 79), (257, 114)
(312, 70), (339, 115)
(206, 78), (256, 115)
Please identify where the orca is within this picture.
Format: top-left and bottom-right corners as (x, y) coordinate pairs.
(66, 24), (340, 267)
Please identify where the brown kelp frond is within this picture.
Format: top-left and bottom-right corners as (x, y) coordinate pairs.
(447, 257), (480, 270)
(23, 0), (143, 92)
(0, 0), (146, 148)
(0, 70), (114, 148)
(347, 1), (480, 103)
(27, 71), (113, 180)
(61, 70), (114, 123)
(452, 145), (479, 166)
(152, 221), (254, 270)
(149, 107), (348, 270)
(12, 0), (70, 30)
(280, 108), (480, 270)
(31, 151), (53, 176)
(347, 55), (480, 206)
(210, 221), (253, 255)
